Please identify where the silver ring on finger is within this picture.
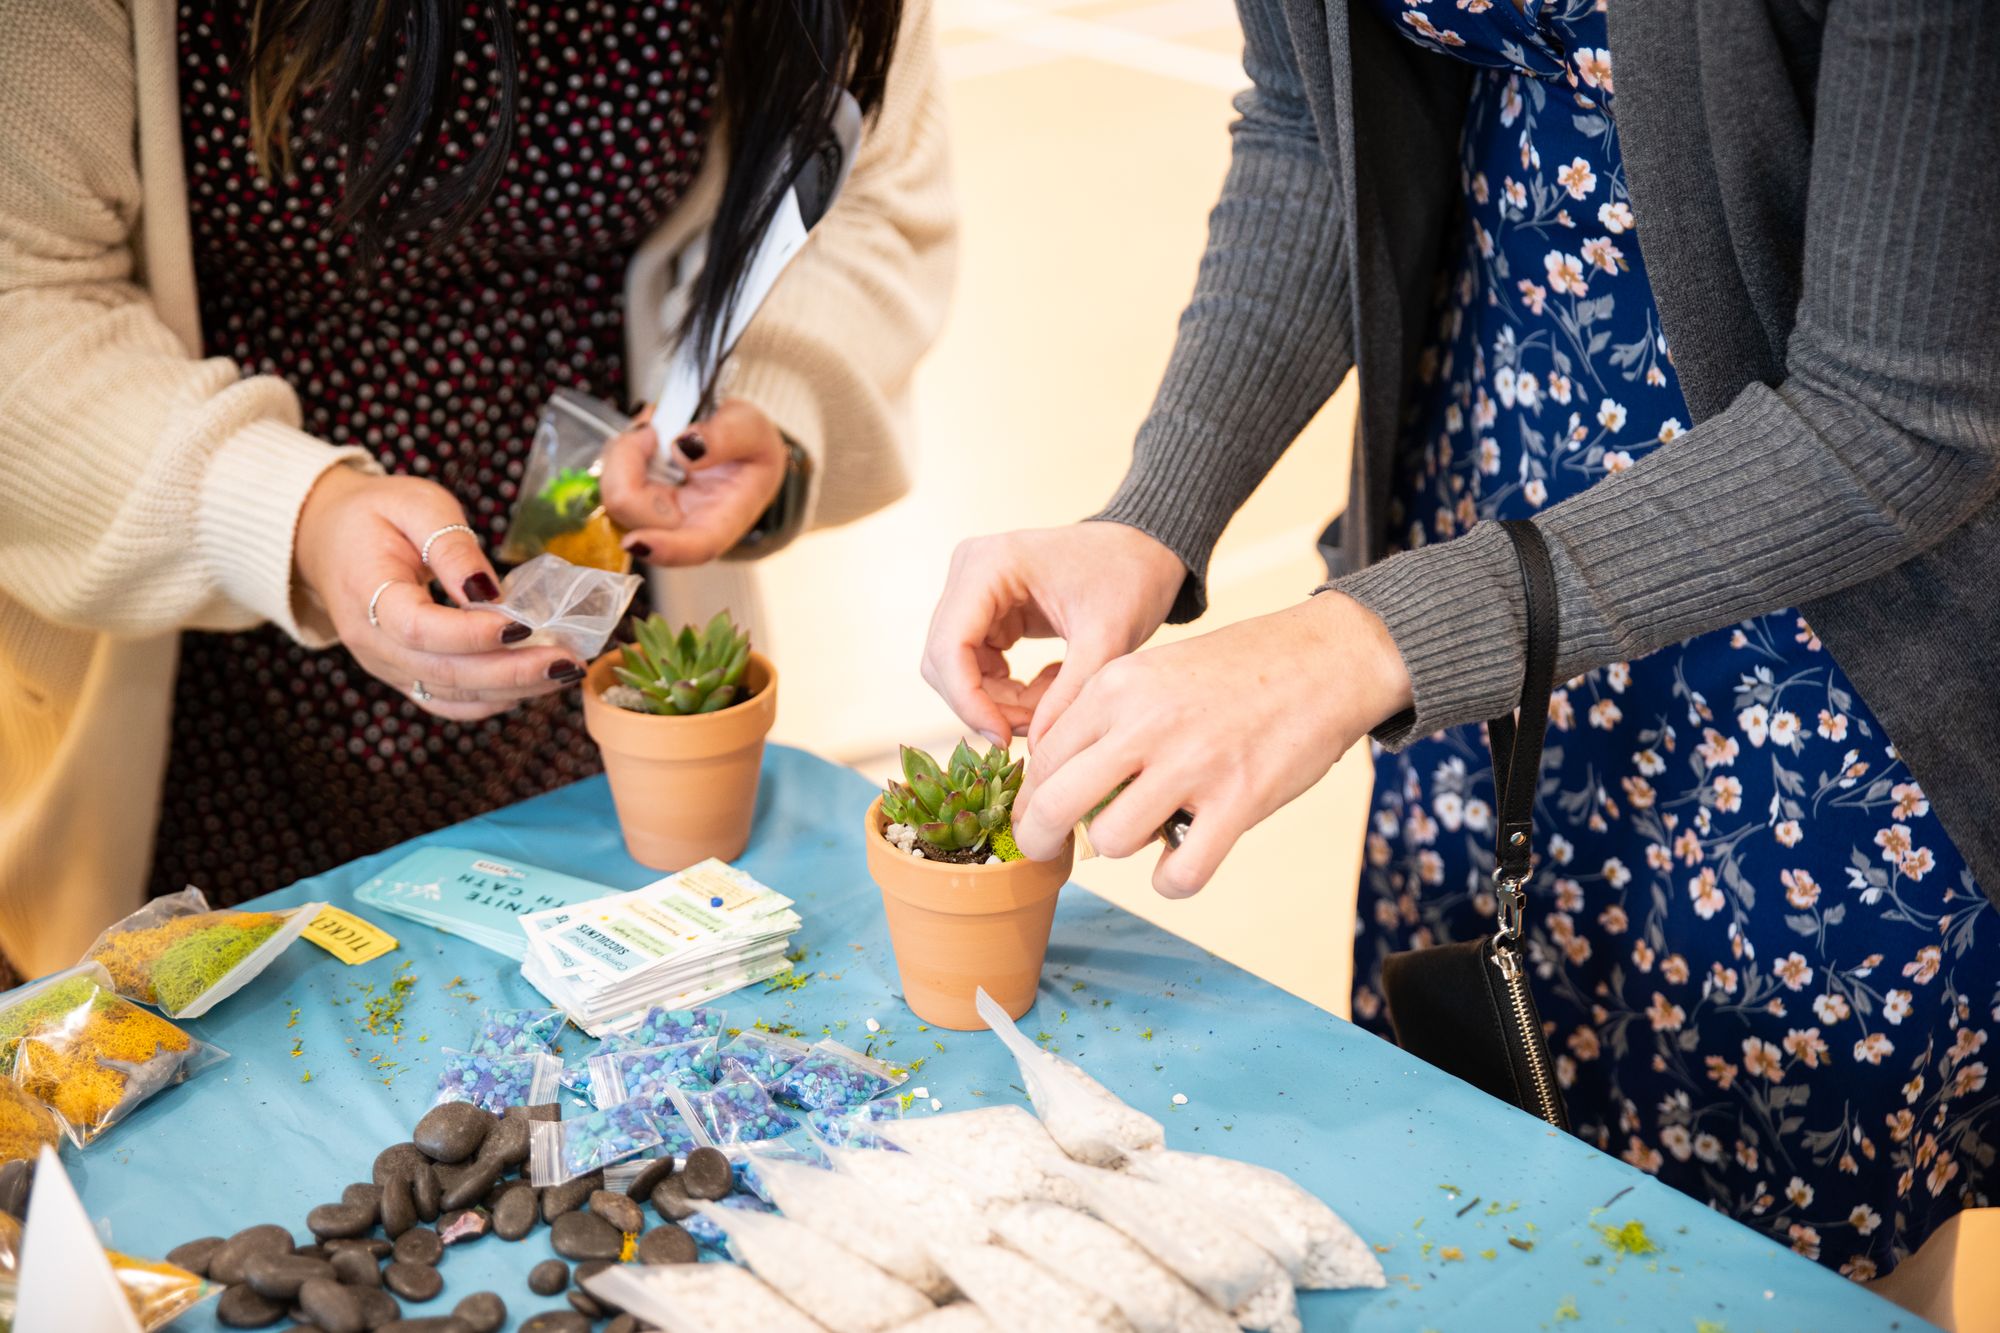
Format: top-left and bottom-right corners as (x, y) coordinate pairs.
(367, 579), (398, 629)
(420, 523), (477, 567)
(411, 680), (433, 703)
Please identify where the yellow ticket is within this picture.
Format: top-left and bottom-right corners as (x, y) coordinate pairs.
(302, 905), (399, 965)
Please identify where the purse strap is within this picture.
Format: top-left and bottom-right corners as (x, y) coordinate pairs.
(1486, 520), (1559, 946)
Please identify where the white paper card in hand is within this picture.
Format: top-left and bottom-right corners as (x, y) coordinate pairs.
(645, 94), (863, 475)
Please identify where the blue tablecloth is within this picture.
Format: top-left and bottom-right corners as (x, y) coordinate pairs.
(64, 746), (1912, 1331)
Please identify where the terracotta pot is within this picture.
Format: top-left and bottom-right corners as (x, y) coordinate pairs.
(582, 650), (777, 871)
(865, 796), (1072, 1030)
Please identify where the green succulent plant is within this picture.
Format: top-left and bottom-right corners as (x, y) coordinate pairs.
(880, 740), (1024, 856)
(613, 610), (752, 715)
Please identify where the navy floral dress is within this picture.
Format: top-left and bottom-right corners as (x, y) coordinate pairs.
(1353, 0), (1995, 1280)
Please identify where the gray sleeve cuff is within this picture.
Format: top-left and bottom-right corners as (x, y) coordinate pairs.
(1327, 521), (1529, 749)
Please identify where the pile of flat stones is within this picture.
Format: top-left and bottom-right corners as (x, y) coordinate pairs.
(168, 1100), (735, 1333)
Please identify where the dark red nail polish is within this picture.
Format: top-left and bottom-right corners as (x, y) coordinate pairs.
(549, 661), (586, 683)
(627, 542), (651, 560)
(464, 573), (500, 603)
(675, 430), (706, 462)
(500, 623), (532, 644)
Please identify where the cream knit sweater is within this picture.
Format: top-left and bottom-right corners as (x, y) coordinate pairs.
(0, 0), (955, 975)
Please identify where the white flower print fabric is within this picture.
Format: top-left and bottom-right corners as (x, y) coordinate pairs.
(1354, 0), (1994, 1281)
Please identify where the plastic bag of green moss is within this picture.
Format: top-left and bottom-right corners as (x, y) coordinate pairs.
(83, 887), (322, 1019)
(0, 964), (228, 1148)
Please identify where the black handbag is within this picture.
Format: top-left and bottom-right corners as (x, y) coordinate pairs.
(1380, 520), (1571, 1131)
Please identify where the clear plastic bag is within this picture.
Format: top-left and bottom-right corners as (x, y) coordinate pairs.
(669, 1075), (802, 1146)
(528, 1098), (667, 1186)
(679, 1190), (777, 1250)
(876, 1107), (1082, 1210)
(973, 988), (1161, 1167)
(432, 1049), (563, 1114)
(0, 1082), (61, 1165)
(805, 1099), (903, 1149)
(768, 1039), (905, 1111)
(588, 1040), (720, 1108)
(501, 387), (659, 572)
(0, 1212), (217, 1331)
(716, 1029), (813, 1085)
(1123, 1149), (1384, 1290)
(992, 1201), (1235, 1333)
(83, 886), (320, 1019)
(564, 1010), (727, 1101)
(0, 964), (227, 1148)
(464, 1006), (567, 1057)
(930, 1242), (1129, 1333)
(584, 1257), (826, 1333)
(824, 1147), (991, 1252)
(745, 1150), (954, 1301)
(892, 1307), (995, 1333)
(1047, 1159), (1298, 1333)
(624, 1005), (729, 1047)
(725, 1136), (830, 1204)
(692, 1200), (936, 1333)
(478, 553), (642, 660)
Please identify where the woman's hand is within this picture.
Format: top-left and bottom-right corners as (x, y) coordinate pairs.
(921, 522), (1188, 748)
(598, 398), (788, 565)
(295, 467), (587, 721)
(1011, 591), (1415, 898)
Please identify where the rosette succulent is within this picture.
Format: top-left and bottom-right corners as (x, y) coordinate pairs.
(610, 610), (752, 715)
(880, 741), (1024, 858)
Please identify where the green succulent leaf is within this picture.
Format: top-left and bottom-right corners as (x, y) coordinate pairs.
(951, 809), (983, 849)
(699, 684), (738, 713)
(902, 746), (944, 789)
(949, 739), (981, 778)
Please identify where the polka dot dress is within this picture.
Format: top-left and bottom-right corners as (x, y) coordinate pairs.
(151, 1), (723, 904)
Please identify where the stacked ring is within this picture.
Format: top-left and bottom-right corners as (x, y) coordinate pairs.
(420, 523), (477, 567)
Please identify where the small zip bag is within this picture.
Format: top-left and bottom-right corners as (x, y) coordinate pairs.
(1380, 520), (1572, 1130)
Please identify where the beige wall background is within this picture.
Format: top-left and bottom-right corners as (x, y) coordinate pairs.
(740, 0), (1370, 1017)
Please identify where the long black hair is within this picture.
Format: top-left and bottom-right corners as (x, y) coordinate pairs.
(243, 0), (902, 362)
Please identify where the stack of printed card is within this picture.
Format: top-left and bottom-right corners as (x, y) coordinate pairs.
(352, 847), (624, 959)
(520, 859), (801, 1037)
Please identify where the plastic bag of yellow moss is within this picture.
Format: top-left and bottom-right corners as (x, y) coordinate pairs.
(0, 1083), (60, 1165)
(0, 964), (227, 1148)
(83, 886), (322, 1019)
(0, 1209), (217, 1329)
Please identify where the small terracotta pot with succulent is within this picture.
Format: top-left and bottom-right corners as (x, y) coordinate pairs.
(583, 610), (776, 871)
(865, 741), (1071, 1030)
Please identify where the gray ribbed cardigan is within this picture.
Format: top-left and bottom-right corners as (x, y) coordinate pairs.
(1096, 0), (2000, 904)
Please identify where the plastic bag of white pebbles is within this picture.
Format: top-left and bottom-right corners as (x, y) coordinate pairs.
(1050, 1159), (1300, 1333)
(993, 1200), (1237, 1333)
(747, 1149), (957, 1300)
(694, 1201), (935, 1333)
(932, 1241), (1132, 1333)
(973, 987), (1162, 1166)
(876, 1106), (1085, 1209)
(585, 1260), (826, 1333)
(1124, 1148), (1385, 1290)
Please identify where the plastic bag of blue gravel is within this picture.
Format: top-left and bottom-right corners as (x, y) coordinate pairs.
(528, 1098), (668, 1185)
(431, 1050), (562, 1114)
(667, 1074), (802, 1145)
(766, 1039), (905, 1110)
